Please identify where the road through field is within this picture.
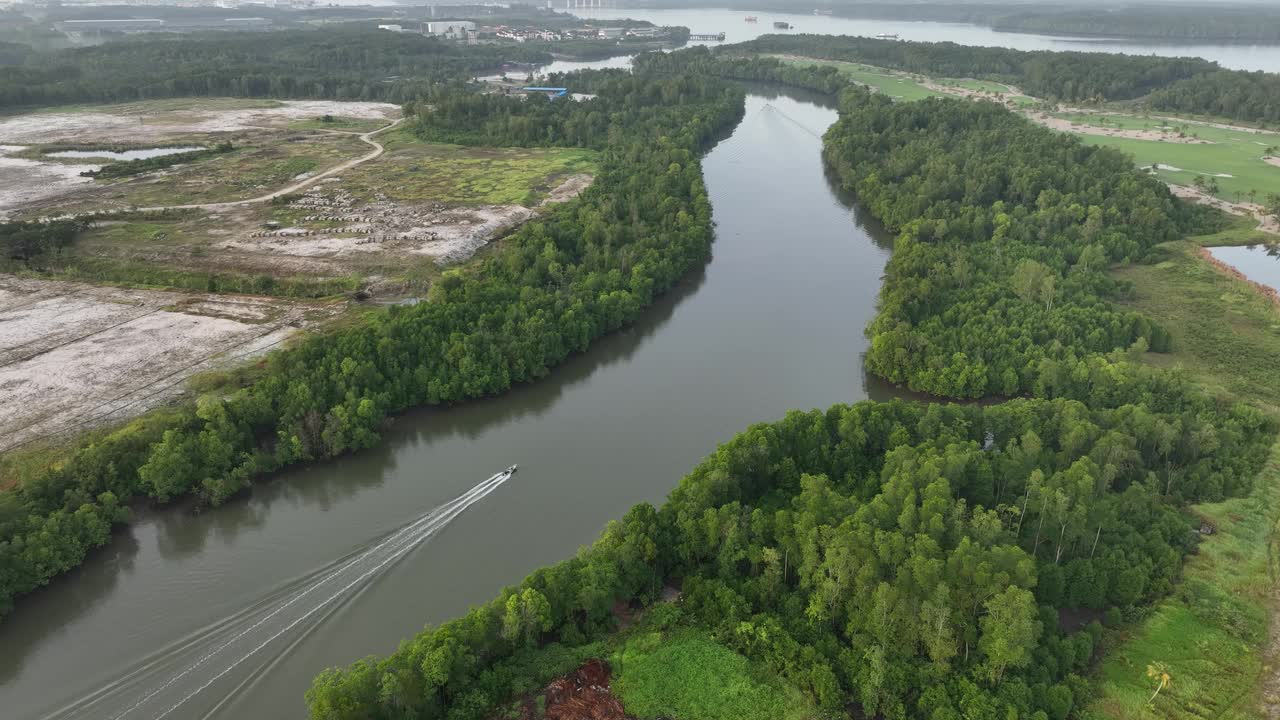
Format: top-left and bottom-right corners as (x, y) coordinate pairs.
(134, 118), (404, 213)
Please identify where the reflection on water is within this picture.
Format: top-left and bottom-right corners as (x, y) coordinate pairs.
(570, 7), (1280, 72)
(0, 88), (903, 720)
(1208, 243), (1280, 292)
(47, 147), (205, 161)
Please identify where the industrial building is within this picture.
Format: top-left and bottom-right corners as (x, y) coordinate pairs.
(423, 20), (476, 40)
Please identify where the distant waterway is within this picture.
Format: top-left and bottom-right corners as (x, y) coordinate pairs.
(0, 85), (903, 719)
(1208, 243), (1280, 292)
(570, 7), (1280, 72)
(46, 146), (205, 161)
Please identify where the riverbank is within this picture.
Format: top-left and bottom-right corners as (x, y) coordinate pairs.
(1096, 222), (1280, 717)
(0, 86), (902, 720)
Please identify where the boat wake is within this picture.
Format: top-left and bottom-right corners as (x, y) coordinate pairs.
(41, 469), (515, 720)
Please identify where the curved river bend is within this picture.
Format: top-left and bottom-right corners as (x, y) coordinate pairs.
(0, 88), (901, 719)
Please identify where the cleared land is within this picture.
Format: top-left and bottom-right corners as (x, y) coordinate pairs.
(2, 100), (597, 296)
(0, 275), (342, 452)
(0, 99), (402, 219)
(0, 99), (598, 442)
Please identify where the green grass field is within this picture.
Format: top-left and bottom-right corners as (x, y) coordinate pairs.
(1112, 217), (1280, 411)
(611, 629), (813, 720)
(487, 608), (813, 720)
(1054, 112), (1280, 202)
(1088, 439), (1279, 719)
(340, 129), (597, 206)
(774, 56), (947, 101)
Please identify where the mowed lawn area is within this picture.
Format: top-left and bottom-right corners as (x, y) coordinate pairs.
(1055, 111), (1280, 202)
(774, 56), (948, 101)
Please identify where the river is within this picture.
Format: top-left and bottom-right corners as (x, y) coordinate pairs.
(0, 87), (901, 719)
(569, 7), (1280, 72)
(11, 12), (1280, 715)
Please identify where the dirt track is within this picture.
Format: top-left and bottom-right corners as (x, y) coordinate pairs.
(135, 118), (405, 213)
(1170, 184), (1280, 235)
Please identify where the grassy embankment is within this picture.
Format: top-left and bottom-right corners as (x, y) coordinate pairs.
(1087, 216), (1280, 718)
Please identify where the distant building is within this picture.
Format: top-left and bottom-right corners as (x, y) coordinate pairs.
(626, 27), (664, 38)
(424, 20), (477, 40)
(597, 27), (622, 39)
(378, 24), (405, 32)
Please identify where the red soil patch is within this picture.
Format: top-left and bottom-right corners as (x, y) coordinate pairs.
(546, 659), (624, 720)
(512, 659), (627, 720)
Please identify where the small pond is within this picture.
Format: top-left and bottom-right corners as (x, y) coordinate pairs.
(1208, 244), (1280, 292)
(46, 146), (205, 161)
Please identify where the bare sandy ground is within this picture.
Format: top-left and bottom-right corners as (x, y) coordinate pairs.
(0, 145), (99, 220)
(0, 275), (340, 452)
(1170, 184), (1280, 235)
(0, 102), (402, 220)
(1266, 156), (1280, 169)
(218, 173), (594, 265)
(1031, 114), (1213, 143)
(0, 101), (401, 145)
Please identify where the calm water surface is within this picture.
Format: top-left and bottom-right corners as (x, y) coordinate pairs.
(571, 7), (1280, 72)
(47, 147), (205, 161)
(0, 88), (901, 719)
(1209, 244), (1280, 291)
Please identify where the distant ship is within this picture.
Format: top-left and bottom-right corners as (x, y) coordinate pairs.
(774, 21), (792, 29)
(814, 8), (833, 15)
(875, 32), (899, 39)
(745, 15), (758, 22)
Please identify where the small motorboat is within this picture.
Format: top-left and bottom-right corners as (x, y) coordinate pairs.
(507, 464), (519, 474)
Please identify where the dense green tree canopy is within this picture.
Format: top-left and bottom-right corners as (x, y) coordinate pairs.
(0, 28), (554, 108)
(0, 70), (744, 616)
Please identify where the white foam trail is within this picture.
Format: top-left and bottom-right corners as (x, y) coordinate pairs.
(149, 476), (506, 720)
(43, 470), (513, 720)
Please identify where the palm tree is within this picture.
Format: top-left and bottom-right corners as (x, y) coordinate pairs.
(1146, 663), (1171, 704)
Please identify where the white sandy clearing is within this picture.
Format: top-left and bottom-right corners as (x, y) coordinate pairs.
(215, 173), (595, 265)
(0, 275), (340, 451)
(1032, 114), (1213, 144)
(0, 145), (99, 220)
(1170, 184), (1280, 236)
(1266, 156), (1280, 169)
(0, 100), (401, 145)
(1147, 163), (1233, 178)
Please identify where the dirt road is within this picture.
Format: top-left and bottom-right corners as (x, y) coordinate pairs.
(134, 118), (405, 213)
